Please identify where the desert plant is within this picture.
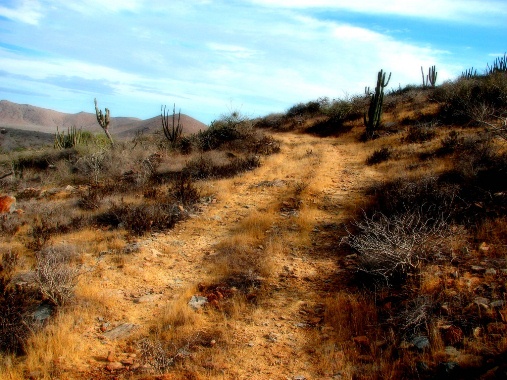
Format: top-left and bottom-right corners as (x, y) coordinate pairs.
(366, 147), (392, 165)
(137, 338), (174, 373)
(421, 65), (437, 88)
(94, 98), (114, 146)
(54, 126), (85, 149)
(364, 69), (391, 139)
(486, 53), (507, 75)
(161, 104), (183, 148)
(34, 245), (81, 306)
(461, 67), (478, 79)
(404, 123), (437, 143)
(0, 275), (39, 354)
(345, 210), (452, 282)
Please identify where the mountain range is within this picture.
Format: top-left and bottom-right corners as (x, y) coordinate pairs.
(0, 100), (207, 138)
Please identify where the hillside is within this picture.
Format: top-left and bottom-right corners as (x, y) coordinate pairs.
(1, 69), (507, 379)
(0, 100), (207, 137)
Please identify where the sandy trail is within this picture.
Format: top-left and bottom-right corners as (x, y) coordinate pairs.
(83, 131), (374, 379)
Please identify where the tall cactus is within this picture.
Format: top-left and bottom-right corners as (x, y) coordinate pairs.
(94, 98), (114, 146)
(364, 69), (391, 140)
(421, 65), (437, 88)
(161, 104), (183, 148)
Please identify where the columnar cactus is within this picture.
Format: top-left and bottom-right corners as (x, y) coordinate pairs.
(364, 69), (391, 140)
(161, 104), (183, 148)
(421, 65), (437, 88)
(54, 125), (83, 149)
(94, 98), (114, 146)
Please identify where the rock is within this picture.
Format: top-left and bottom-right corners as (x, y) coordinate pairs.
(134, 294), (162, 304)
(32, 303), (54, 323)
(121, 358), (134, 366)
(124, 243), (141, 254)
(479, 242), (490, 253)
(294, 376), (306, 380)
(412, 336), (430, 351)
(0, 195), (17, 213)
(105, 362), (123, 371)
(445, 346), (460, 356)
(103, 323), (139, 340)
(473, 297), (490, 308)
(485, 268), (497, 276)
(443, 326), (464, 346)
(188, 295), (208, 310)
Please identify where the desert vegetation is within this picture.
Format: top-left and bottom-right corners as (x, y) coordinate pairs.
(0, 56), (506, 379)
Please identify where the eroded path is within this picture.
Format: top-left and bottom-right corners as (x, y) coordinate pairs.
(80, 131), (375, 379)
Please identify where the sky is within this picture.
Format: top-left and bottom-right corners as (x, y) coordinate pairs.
(0, 0), (506, 124)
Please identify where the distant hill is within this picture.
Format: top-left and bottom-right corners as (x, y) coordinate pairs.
(0, 100), (207, 137)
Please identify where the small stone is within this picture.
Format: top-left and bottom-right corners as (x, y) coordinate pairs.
(445, 346), (460, 356)
(473, 297), (490, 308)
(485, 268), (497, 276)
(490, 300), (506, 308)
(134, 294), (162, 304)
(121, 358), (134, 366)
(294, 376), (306, 380)
(479, 242), (490, 253)
(188, 295), (208, 310)
(105, 362), (123, 371)
(412, 336), (430, 351)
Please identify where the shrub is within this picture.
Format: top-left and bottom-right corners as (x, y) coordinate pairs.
(34, 245), (81, 306)
(345, 210), (453, 283)
(0, 275), (38, 354)
(404, 123), (437, 143)
(366, 147), (392, 165)
(433, 73), (507, 125)
(101, 201), (183, 236)
(183, 154), (260, 180)
(286, 100), (321, 118)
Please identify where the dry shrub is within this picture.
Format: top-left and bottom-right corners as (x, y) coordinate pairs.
(366, 147), (392, 165)
(403, 122), (437, 143)
(34, 244), (82, 306)
(346, 210), (454, 283)
(100, 201), (183, 236)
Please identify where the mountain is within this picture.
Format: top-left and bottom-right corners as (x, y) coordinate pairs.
(0, 100), (207, 137)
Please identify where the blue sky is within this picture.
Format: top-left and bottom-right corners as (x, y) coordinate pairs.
(0, 0), (506, 124)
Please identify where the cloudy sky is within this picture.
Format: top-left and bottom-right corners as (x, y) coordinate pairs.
(0, 0), (506, 123)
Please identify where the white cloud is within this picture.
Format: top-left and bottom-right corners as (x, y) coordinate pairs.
(0, 0), (44, 25)
(248, 0), (507, 23)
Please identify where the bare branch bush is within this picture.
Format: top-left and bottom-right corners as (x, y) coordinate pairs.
(345, 210), (454, 282)
(34, 245), (82, 306)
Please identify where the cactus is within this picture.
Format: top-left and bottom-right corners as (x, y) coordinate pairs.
(54, 125), (84, 149)
(161, 104), (183, 148)
(461, 67), (478, 79)
(364, 69), (391, 140)
(486, 53), (507, 74)
(94, 98), (114, 146)
(421, 65), (437, 88)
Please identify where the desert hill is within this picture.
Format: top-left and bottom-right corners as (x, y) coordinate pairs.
(0, 100), (207, 137)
